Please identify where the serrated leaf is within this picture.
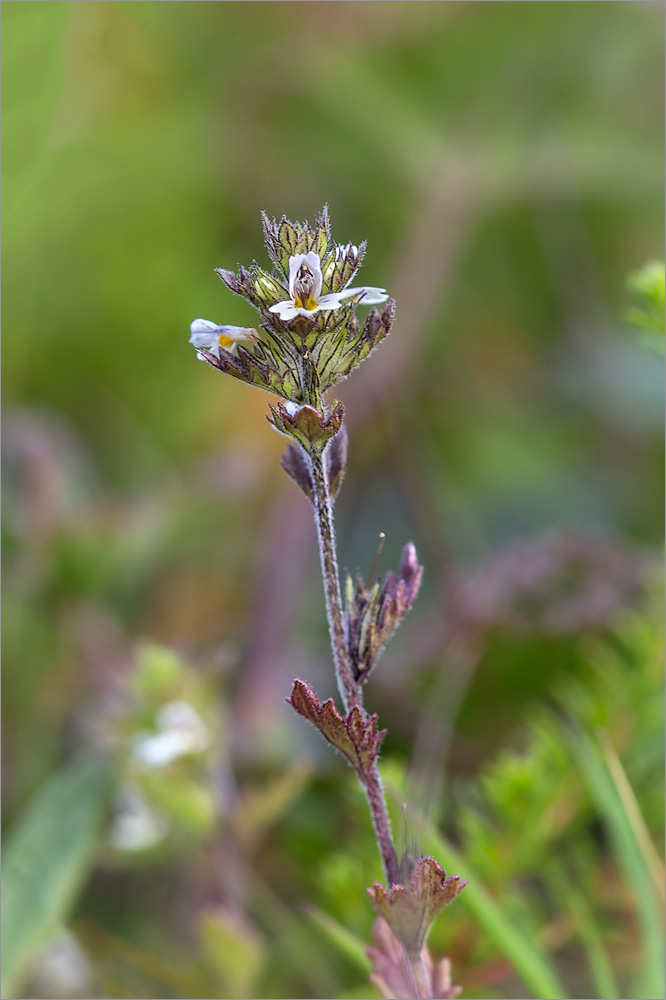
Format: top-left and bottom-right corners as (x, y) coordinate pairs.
(287, 679), (386, 776)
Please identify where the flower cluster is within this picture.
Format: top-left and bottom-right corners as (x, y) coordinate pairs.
(189, 208), (395, 423)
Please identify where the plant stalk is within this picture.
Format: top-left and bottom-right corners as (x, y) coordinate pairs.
(310, 447), (399, 886)
(310, 449), (359, 714)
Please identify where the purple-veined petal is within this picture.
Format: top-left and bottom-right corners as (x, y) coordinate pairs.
(189, 319), (258, 359)
(336, 286), (389, 305)
(269, 300), (303, 321)
(314, 292), (349, 311)
(288, 251), (323, 301)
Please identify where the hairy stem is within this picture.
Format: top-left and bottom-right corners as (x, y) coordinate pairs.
(310, 449), (360, 714)
(363, 761), (400, 886)
(310, 447), (399, 886)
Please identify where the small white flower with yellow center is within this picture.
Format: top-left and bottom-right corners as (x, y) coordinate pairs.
(189, 318), (258, 359)
(269, 251), (388, 322)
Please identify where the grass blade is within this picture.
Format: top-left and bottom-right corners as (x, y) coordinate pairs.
(418, 826), (568, 999)
(574, 732), (665, 1000)
(303, 904), (372, 975)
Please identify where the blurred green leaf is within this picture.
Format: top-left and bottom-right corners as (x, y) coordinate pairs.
(574, 732), (665, 1000)
(198, 907), (266, 998)
(624, 261), (665, 356)
(416, 827), (569, 1000)
(129, 642), (187, 702)
(142, 771), (217, 833)
(1, 756), (111, 998)
(564, 883), (620, 1000)
(304, 904), (372, 975)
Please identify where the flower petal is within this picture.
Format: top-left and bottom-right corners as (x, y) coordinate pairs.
(269, 299), (332, 320)
(189, 319), (258, 358)
(288, 251), (323, 301)
(337, 286), (389, 305)
(269, 300), (302, 321)
(314, 292), (348, 312)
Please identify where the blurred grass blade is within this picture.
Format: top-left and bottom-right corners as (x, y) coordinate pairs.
(575, 732), (665, 1000)
(303, 904), (372, 975)
(565, 884), (620, 1000)
(601, 732), (665, 905)
(418, 826), (568, 999)
(248, 872), (340, 998)
(1, 756), (111, 998)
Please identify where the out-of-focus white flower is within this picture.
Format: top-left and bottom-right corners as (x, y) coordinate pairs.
(107, 789), (168, 852)
(131, 700), (210, 768)
(30, 932), (92, 999)
(269, 251), (388, 322)
(189, 318), (258, 358)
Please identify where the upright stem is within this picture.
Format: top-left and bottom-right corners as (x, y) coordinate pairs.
(310, 449), (360, 715)
(310, 447), (399, 886)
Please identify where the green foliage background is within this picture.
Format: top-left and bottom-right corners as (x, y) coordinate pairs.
(2, 3), (664, 999)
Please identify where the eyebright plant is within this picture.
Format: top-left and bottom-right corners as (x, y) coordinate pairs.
(190, 208), (466, 1000)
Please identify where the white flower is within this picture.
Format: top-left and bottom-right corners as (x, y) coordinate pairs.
(189, 318), (258, 358)
(31, 932), (92, 999)
(269, 251), (388, 322)
(131, 700), (210, 768)
(107, 789), (168, 852)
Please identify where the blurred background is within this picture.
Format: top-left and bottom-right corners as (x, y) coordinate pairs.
(2, 3), (664, 999)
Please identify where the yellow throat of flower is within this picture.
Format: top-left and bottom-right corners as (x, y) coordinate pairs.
(293, 295), (318, 311)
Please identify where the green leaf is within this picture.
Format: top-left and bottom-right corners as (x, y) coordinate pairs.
(565, 883), (620, 1000)
(573, 732), (665, 1000)
(1, 756), (111, 998)
(624, 261), (665, 352)
(416, 825), (569, 1000)
(199, 907), (266, 998)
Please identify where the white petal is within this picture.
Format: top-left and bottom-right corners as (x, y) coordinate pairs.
(31, 933), (91, 998)
(189, 318), (221, 345)
(156, 700), (210, 752)
(272, 299), (326, 319)
(132, 730), (191, 767)
(337, 286), (388, 306)
(269, 300), (301, 321)
(189, 319), (255, 346)
(195, 347), (220, 362)
(107, 790), (167, 852)
(314, 292), (347, 311)
(288, 251), (323, 300)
